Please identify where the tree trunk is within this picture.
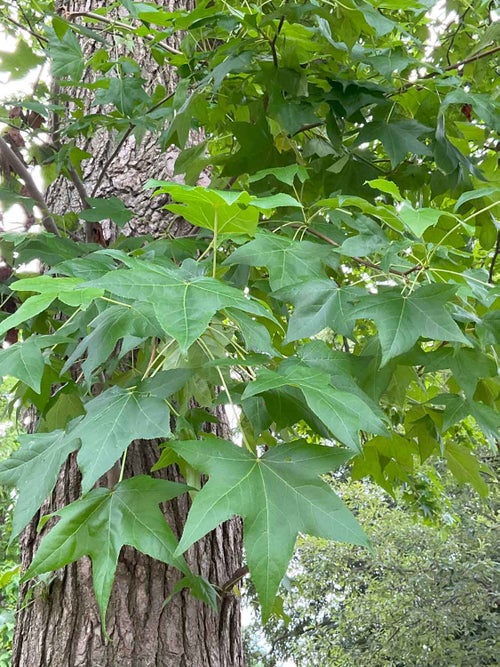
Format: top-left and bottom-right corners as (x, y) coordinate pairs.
(12, 2), (244, 664)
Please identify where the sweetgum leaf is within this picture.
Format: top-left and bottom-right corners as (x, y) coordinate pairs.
(23, 476), (189, 624)
(242, 360), (387, 451)
(86, 260), (274, 352)
(352, 284), (469, 365)
(0, 338), (45, 393)
(70, 386), (172, 492)
(355, 120), (432, 168)
(0, 429), (80, 537)
(224, 231), (331, 289)
(170, 438), (367, 621)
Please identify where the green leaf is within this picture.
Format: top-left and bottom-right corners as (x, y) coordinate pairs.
(0, 39), (44, 79)
(10, 275), (104, 308)
(23, 476), (189, 624)
(445, 442), (489, 497)
(224, 232), (331, 290)
(0, 430), (80, 537)
(62, 303), (163, 378)
(79, 197), (134, 228)
(398, 203), (443, 237)
(366, 179), (404, 201)
(0, 293), (54, 339)
(49, 29), (84, 80)
(275, 282), (361, 341)
(424, 348), (497, 398)
(248, 165), (308, 186)
(242, 360), (387, 451)
(69, 386), (172, 493)
(355, 120), (431, 168)
(147, 182), (259, 236)
(86, 260), (274, 353)
(0, 338), (45, 392)
(352, 284), (469, 365)
(94, 75), (151, 117)
(170, 438), (367, 621)
(165, 573), (218, 611)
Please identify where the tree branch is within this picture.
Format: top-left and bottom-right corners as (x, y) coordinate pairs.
(0, 136), (60, 236)
(220, 565), (249, 594)
(290, 224), (421, 277)
(395, 44), (500, 94)
(488, 230), (500, 284)
(67, 11), (183, 56)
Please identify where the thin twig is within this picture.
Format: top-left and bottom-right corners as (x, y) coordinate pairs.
(0, 136), (60, 236)
(269, 15), (285, 68)
(395, 44), (500, 95)
(3, 15), (48, 45)
(67, 11), (183, 56)
(67, 166), (94, 242)
(488, 230), (500, 284)
(290, 224), (421, 277)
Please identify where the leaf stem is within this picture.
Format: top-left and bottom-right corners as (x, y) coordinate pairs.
(212, 211), (218, 278)
(118, 450), (127, 484)
(197, 337), (253, 452)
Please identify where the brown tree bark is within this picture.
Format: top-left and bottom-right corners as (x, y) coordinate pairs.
(12, 2), (244, 665)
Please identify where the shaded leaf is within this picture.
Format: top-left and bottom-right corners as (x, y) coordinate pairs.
(352, 284), (469, 365)
(224, 232), (331, 290)
(242, 360), (387, 451)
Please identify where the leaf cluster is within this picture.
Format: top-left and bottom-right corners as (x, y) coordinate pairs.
(0, 0), (498, 627)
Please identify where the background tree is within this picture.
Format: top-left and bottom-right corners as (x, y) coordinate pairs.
(244, 467), (499, 666)
(0, 0), (498, 666)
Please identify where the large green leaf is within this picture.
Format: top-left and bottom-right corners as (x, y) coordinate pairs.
(0, 429), (80, 537)
(242, 360), (387, 451)
(86, 259), (274, 352)
(24, 476), (189, 623)
(352, 284), (469, 365)
(275, 282), (362, 341)
(147, 182), (259, 236)
(224, 231), (331, 290)
(355, 120), (432, 168)
(69, 386), (172, 493)
(0, 338), (45, 392)
(170, 438), (367, 620)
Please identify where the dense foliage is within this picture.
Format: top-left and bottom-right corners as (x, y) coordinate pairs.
(244, 473), (500, 667)
(0, 0), (498, 629)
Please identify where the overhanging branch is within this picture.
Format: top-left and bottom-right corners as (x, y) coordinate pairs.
(0, 136), (60, 236)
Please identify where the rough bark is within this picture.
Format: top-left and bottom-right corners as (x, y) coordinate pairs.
(13, 2), (244, 665)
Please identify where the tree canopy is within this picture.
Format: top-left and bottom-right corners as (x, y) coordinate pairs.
(0, 0), (498, 629)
